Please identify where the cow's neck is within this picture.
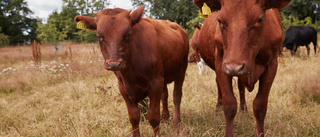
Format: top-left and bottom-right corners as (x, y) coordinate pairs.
(115, 66), (149, 103)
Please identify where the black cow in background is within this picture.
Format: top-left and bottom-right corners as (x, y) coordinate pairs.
(282, 26), (318, 57)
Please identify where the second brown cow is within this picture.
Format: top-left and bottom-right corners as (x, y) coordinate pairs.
(193, 0), (291, 137)
(74, 5), (189, 137)
(188, 23), (203, 63)
(189, 22), (247, 109)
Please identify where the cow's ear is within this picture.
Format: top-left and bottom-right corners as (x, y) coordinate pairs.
(193, 0), (221, 13)
(129, 5), (145, 26)
(74, 15), (97, 30)
(265, 0), (292, 10)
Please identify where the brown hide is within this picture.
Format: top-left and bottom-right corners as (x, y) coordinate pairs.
(189, 23), (247, 112)
(193, 0), (291, 137)
(188, 24), (202, 63)
(74, 5), (189, 137)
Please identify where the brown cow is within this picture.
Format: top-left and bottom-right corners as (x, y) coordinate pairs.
(193, 0), (291, 137)
(74, 5), (189, 137)
(188, 23), (203, 63)
(189, 23), (247, 109)
(189, 23), (209, 74)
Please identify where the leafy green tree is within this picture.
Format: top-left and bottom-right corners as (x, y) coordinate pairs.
(73, 29), (97, 43)
(0, 0), (37, 45)
(62, 0), (109, 16)
(280, 0), (320, 32)
(0, 27), (10, 47)
(131, 0), (199, 36)
(186, 16), (204, 36)
(36, 0), (110, 44)
(36, 18), (68, 50)
(61, 0), (110, 42)
(281, 13), (320, 33)
(280, 0), (320, 23)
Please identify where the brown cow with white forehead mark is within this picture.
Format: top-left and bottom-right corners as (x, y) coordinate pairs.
(193, 0), (291, 136)
(74, 5), (189, 137)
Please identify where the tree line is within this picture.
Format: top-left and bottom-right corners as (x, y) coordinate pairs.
(0, 0), (319, 46)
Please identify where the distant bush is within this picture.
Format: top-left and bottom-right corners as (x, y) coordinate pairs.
(281, 13), (320, 33)
(186, 16), (205, 37)
(36, 20), (68, 46)
(0, 27), (9, 47)
(73, 30), (98, 43)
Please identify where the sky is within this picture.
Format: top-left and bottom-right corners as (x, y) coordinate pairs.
(25, 0), (133, 20)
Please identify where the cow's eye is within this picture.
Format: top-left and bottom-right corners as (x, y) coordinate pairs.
(217, 19), (227, 30)
(217, 19), (222, 25)
(98, 37), (104, 42)
(124, 33), (131, 42)
(257, 17), (264, 23)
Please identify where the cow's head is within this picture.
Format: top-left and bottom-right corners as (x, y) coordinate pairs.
(194, 0), (291, 76)
(193, 23), (203, 30)
(282, 42), (293, 50)
(74, 5), (145, 71)
(188, 52), (201, 63)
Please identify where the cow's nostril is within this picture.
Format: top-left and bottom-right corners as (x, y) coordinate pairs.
(106, 61), (123, 71)
(116, 61), (122, 67)
(226, 64), (244, 72)
(224, 64), (245, 75)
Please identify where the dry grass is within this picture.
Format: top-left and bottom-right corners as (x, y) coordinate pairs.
(0, 43), (319, 136)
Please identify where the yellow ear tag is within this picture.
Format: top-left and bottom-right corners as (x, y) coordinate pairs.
(77, 21), (86, 30)
(199, 10), (208, 18)
(202, 2), (212, 15)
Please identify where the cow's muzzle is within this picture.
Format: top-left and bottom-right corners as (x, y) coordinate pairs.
(222, 63), (245, 76)
(104, 60), (123, 71)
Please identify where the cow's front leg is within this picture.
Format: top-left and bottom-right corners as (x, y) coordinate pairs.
(161, 85), (169, 121)
(126, 102), (141, 137)
(215, 77), (223, 111)
(306, 44), (310, 56)
(148, 77), (163, 137)
(238, 80), (247, 112)
(253, 60), (278, 137)
(117, 76), (141, 137)
(216, 71), (237, 137)
(292, 45), (298, 56)
(121, 90), (141, 136)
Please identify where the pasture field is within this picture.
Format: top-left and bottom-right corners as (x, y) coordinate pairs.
(0, 43), (319, 136)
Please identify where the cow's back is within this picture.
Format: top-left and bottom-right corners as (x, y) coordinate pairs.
(131, 18), (189, 83)
(284, 26), (317, 47)
(153, 19), (189, 83)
